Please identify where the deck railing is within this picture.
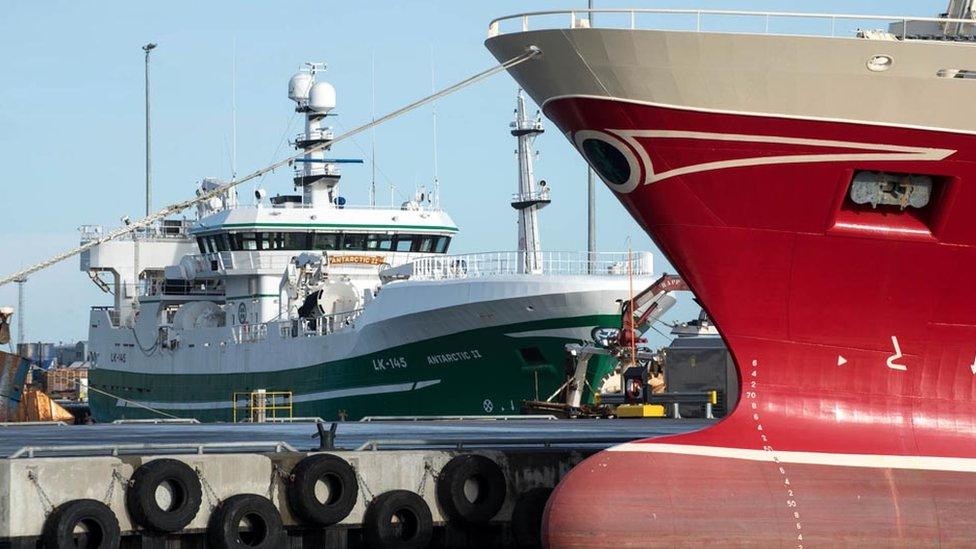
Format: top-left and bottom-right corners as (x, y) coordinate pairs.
(407, 250), (653, 280)
(488, 8), (976, 41)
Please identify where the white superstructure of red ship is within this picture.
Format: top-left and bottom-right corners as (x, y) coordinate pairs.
(487, 4), (976, 547)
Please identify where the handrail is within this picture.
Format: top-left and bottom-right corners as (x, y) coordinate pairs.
(111, 418), (201, 425)
(405, 250), (654, 280)
(8, 441), (298, 458)
(488, 8), (976, 40)
(355, 435), (644, 451)
(359, 414), (558, 422)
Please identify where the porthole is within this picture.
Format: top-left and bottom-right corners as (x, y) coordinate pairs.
(573, 130), (642, 194)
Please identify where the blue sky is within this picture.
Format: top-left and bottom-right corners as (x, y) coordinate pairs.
(0, 0), (947, 346)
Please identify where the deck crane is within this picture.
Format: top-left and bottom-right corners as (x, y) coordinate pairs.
(0, 48), (540, 288)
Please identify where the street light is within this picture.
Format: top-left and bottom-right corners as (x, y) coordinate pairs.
(142, 42), (157, 217)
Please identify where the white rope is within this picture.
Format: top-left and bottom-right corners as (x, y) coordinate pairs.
(0, 47), (541, 287)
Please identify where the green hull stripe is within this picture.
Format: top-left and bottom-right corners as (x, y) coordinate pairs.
(89, 314), (619, 422)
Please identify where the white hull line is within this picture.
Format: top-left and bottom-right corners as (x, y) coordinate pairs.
(542, 93), (976, 137)
(505, 327), (592, 339)
(116, 379), (442, 411)
(612, 129), (955, 185)
(607, 442), (976, 473)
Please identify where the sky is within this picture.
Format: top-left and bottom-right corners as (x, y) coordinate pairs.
(0, 0), (948, 348)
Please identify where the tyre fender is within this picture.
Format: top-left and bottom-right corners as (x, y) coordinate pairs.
(42, 499), (121, 549)
(206, 494), (284, 549)
(125, 458), (202, 533)
(286, 453), (358, 526)
(363, 490), (434, 549)
(435, 454), (507, 524)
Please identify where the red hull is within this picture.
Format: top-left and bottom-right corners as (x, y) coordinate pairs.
(541, 98), (976, 547)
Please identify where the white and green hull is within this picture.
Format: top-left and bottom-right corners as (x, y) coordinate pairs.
(89, 276), (643, 422)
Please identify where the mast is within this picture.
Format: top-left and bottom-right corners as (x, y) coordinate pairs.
(431, 46), (440, 208)
(232, 37), (237, 182)
(370, 53), (377, 207)
(510, 90), (549, 274)
(288, 62), (339, 206)
(142, 43), (157, 217)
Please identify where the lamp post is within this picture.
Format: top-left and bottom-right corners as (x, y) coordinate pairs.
(586, 1), (596, 272)
(142, 42), (157, 217)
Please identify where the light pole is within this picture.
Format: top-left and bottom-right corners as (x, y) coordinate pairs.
(142, 42), (157, 217)
(586, 1), (596, 272)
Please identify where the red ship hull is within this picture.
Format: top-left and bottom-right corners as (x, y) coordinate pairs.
(539, 97), (976, 547)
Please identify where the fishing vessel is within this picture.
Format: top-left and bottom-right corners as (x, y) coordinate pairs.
(81, 63), (657, 422)
(487, 3), (976, 546)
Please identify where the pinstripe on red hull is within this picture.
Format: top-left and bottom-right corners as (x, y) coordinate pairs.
(539, 98), (976, 547)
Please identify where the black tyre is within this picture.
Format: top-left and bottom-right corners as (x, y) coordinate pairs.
(125, 458), (202, 533)
(363, 490), (433, 549)
(286, 453), (358, 526)
(207, 494), (284, 549)
(511, 487), (553, 549)
(42, 499), (121, 549)
(435, 454), (507, 524)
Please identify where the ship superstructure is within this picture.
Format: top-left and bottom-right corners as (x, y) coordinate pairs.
(81, 63), (658, 422)
(487, 4), (976, 547)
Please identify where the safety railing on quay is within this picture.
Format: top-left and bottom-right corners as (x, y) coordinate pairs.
(407, 250), (653, 280)
(8, 441), (298, 459)
(488, 8), (976, 41)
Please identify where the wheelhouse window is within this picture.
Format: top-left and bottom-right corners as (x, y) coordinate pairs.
(434, 236), (451, 253)
(341, 233), (367, 251)
(311, 233), (338, 251)
(367, 234), (394, 251)
(210, 230), (453, 253)
(394, 235), (413, 252)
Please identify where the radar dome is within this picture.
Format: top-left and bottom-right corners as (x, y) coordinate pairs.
(288, 72), (314, 103)
(309, 81), (336, 113)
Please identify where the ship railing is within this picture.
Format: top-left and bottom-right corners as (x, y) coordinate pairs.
(232, 202), (446, 212)
(79, 219), (193, 243)
(407, 250), (653, 280)
(233, 322), (268, 343)
(236, 309), (364, 344)
(488, 8), (976, 41)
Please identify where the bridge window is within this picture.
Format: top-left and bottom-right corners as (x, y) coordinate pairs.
(434, 236), (451, 253)
(341, 233), (367, 250)
(311, 233), (339, 251)
(367, 234), (394, 251)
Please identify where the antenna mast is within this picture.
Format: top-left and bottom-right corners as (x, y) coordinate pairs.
(232, 38), (238, 181)
(431, 46), (440, 208)
(510, 90), (550, 274)
(15, 279), (25, 348)
(370, 53), (377, 207)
